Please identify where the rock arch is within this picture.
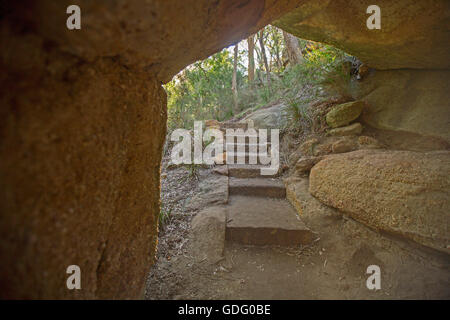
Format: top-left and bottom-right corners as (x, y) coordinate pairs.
(0, 0), (448, 298)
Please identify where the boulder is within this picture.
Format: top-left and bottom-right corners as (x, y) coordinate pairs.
(185, 174), (228, 212)
(284, 176), (341, 229)
(326, 101), (364, 128)
(328, 123), (363, 136)
(331, 138), (359, 154)
(309, 150), (450, 252)
(295, 156), (324, 174)
(190, 207), (226, 264)
(299, 138), (320, 156)
(357, 136), (383, 149)
(243, 102), (291, 129)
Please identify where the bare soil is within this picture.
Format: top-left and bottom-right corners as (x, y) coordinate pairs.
(145, 158), (450, 300)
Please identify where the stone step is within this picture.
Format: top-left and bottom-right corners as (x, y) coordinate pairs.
(214, 152), (274, 165)
(227, 152), (269, 165)
(228, 164), (279, 178)
(229, 177), (285, 198)
(225, 134), (273, 143)
(225, 142), (271, 153)
(226, 195), (313, 246)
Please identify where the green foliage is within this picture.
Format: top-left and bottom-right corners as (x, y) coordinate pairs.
(249, 41), (351, 132)
(165, 49), (244, 130)
(164, 27), (351, 134)
(159, 204), (172, 228)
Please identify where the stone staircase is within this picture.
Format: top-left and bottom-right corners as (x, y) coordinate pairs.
(212, 121), (313, 246)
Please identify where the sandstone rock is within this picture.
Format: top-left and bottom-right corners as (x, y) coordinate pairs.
(11, 1), (301, 83)
(312, 142), (334, 156)
(243, 102), (291, 129)
(284, 176), (341, 229)
(331, 138), (359, 154)
(185, 174), (228, 212)
(295, 156), (324, 174)
(288, 150), (303, 168)
(3, 0), (303, 298)
(328, 123), (363, 136)
(326, 101), (364, 128)
(213, 165), (228, 176)
(274, 0), (450, 69)
(309, 150), (450, 252)
(299, 138), (320, 156)
(0, 56), (167, 299)
(3, 0), (449, 300)
(350, 69), (450, 143)
(357, 136), (383, 149)
(190, 206), (226, 264)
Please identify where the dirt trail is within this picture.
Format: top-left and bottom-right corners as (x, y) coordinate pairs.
(146, 180), (449, 299)
(146, 148), (449, 300)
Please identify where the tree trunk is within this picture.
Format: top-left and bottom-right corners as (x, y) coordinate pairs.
(232, 44), (238, 114)
(247, 35), (255, 84)
(258, 29), (271, 91)
(282, 31), (303, 66)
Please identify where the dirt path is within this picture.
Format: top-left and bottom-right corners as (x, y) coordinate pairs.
(146, 158), (449, 300)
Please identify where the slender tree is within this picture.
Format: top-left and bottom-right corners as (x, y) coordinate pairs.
(282, 31), (303, 66)
(231, 44), (239, 113)
(247, 35), (255, 84)
(258, 28), (271, 91)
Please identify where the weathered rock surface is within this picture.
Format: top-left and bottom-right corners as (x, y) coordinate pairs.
(14, 0), (302, 83)
(0, 55), (167, 299)
(295, 156), (324, 174)
(331, 138), (359, 154)
(226, 195), (313, 246)
(274, 0), (450, 70)
(350, 69), (450, 143)
(185, 175), (228, 212)
(190, 207), (226, 264)
(298, 135), (382, 157)
(1, 0), (305, 299)
(284, 176), (341, 229)
(326, 101), (364, 128)
(309, 150), (450, 252)
(2, 0), (449, 300)
(328, 123), (362, 136)
(243, 102), (292, 129)
(357, 136), (384, 150)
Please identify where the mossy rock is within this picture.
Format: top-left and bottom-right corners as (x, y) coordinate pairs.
(326, 101), (364, 128)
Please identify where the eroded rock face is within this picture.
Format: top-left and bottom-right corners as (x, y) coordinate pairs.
(1, 0), (302, 299)
(309, 150), (450, 253)
(2, 0), (449, 299)
(274, 0), (450, 70)
(190, 207), (226, 264)
(350, 69), (450, 143)
(326, 101), (364, 128)
(274, 0), (450, 143)
(328, 123), (363, 137)
(0, 45), (167, 298)
(20, 0), (302, 83)
(243, 102), (292, 129)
